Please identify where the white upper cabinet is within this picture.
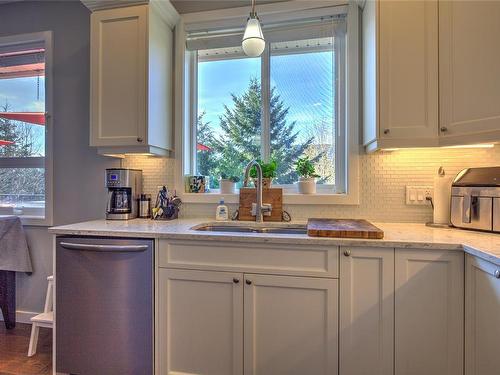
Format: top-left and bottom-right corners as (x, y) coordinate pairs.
(363, 0), (500, 151)
(439, 0), (500, 145)
(395, 249), (464, 375)
(465, 255), (500, 375)
(363, 0), (439, 152)
(340, 247), (394, 375)
(378, 0), (439, 145)
(89, 3), (178, 156)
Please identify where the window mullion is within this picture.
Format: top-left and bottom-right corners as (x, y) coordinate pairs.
(334, 31), (346, 193)
(189, 51), (198, 175)
(0, 157), (45, 169)
(261, 44), (271, 162)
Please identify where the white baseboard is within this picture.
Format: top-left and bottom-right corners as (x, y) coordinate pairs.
(0, 310), (39, 324)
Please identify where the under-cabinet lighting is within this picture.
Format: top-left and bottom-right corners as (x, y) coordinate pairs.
(380, 143), (495, 152)
(102, 153), (126, 159)
(441, 143), (494, 149)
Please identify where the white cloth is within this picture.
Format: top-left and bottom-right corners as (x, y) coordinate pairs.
(0, 216), (33, 272)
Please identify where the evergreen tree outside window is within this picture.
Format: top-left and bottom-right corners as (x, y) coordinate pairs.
(0, 32), (51, 221)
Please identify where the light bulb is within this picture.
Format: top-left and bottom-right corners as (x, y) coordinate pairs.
(242, 17), (265, 57)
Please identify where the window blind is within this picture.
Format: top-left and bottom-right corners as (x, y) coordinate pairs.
(186, 14), (346, 52)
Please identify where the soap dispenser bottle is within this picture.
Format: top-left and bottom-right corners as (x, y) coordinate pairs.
(216, 198), (229, 221)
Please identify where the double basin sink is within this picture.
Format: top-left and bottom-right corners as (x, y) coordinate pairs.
(192, 223), (308, 235)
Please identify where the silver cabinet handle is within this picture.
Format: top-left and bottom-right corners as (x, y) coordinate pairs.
(245, 279), (252, 285)
(344, 250), (351, 257)
(495, 269), (500, 279)
(60, 242), (148, 252)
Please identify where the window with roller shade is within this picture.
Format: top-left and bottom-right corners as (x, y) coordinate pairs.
(0, 32), (52, 222)
(185, 13), (347, 192)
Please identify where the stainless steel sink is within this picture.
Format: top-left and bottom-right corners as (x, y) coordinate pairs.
(193, 224), (308, 235)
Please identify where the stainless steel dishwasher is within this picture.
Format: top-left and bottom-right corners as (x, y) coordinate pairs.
(55, 236), (153, 375)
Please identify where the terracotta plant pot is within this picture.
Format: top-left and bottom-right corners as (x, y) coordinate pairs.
(252, 177), (273, 189)
(297, 177), (317, 194)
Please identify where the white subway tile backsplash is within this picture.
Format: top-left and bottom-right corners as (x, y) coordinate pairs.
(122, 145), (500, 223)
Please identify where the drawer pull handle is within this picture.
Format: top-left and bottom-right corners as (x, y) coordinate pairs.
(344, 250), (351, 257)
(495, 270), (500, 279)
(233, 278), (240, 284)
(383, 129), (390, 135)
(245, 279), (252, 285)
(440, 126), (448, 132)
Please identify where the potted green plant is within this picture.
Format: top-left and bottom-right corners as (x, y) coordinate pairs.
(295, 157), (320, 194)
(249, 160), (277, 188)
(219, 173), (240, 194)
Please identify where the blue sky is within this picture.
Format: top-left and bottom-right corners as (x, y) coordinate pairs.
(0, 76), (45, 112)
(0, 76), (46, 155)
(198, 51), (334, 143)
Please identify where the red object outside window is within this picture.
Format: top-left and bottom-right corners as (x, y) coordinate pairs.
(0, 112), (45, 125)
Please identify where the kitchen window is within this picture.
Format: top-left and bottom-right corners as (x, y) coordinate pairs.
(180, 4), (359, 204)
(0, 32), (52, 224)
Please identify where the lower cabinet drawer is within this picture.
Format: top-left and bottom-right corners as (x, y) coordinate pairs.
(158, 239), (339, 278)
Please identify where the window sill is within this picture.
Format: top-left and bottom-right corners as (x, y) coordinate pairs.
(179, 191), (359, 205)
(0, 214), (52, 227)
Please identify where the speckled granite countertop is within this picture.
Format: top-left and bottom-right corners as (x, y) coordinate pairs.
(49, 219), (500, 265)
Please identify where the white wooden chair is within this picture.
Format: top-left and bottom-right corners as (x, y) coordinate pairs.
(28, 275), (53, 357)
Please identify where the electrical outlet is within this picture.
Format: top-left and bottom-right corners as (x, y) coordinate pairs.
(406, 186), (433, 205)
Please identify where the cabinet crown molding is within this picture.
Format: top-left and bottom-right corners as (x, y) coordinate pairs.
(81, 0), (179, 27)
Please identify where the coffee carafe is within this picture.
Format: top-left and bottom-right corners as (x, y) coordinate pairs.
(105, 169), (142, 220)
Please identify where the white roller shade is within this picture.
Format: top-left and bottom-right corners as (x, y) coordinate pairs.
(186, 14), (346, 51)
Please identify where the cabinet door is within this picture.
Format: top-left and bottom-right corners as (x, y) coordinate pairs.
(244, 274), (338, 375)
(439, 1), (500, 143)
(465, 255), (500, 375)
(157, 269), (243, 375)
(379, 0), (438, 142)
(395, 249), (464, 375)
(90, 5), (147, 147)
(340, 247), (394, 375)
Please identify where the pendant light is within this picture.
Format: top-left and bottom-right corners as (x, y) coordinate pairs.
(242, 0), (265, 57)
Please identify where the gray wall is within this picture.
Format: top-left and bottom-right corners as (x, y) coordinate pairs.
(0, 0), (119, 315)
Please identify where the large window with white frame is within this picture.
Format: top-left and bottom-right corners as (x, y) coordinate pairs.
(0, 32), (52, 223)
(185, 10), (348, 194)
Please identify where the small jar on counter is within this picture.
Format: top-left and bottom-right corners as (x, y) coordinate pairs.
(139, 194), (151, 218)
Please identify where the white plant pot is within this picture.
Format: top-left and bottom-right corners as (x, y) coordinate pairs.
(297, 177), (317, 194)
(219, 179), (236, 194)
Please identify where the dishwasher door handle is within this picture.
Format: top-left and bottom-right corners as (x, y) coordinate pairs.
(60, 242), (149, 252)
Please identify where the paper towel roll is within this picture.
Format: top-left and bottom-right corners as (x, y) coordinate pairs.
(433, 175), (453, 224)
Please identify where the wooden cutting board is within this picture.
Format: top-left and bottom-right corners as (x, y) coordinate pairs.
(239, 188), (283, 222)
(307, 218), (384, 239)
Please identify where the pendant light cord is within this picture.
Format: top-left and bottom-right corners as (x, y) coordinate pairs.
(250, 0), (256, 18)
